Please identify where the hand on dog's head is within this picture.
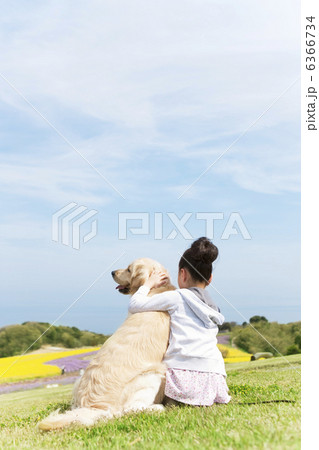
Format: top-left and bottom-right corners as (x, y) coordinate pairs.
(112, 258), (170, 295)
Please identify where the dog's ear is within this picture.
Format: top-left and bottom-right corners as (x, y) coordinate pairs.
(130, 262), (152, 294)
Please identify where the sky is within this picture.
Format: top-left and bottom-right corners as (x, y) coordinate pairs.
(0, 0), (300, 334)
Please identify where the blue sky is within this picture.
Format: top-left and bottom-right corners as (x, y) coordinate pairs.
(0, 0), (300, 334)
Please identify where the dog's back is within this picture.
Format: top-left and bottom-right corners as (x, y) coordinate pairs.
(74, 310), (170, 411)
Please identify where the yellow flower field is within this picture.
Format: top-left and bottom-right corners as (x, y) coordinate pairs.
(0, 343), (250, 383)
(218, 344), (252, 363)
(0, 348), (100, 383)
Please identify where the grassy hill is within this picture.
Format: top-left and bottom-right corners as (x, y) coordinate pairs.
(231, 320), (301, 356)
(0, 355), (301, 449)
(0, 322), (108, 358)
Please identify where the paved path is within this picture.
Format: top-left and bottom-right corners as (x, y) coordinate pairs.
(0, 374), (79, 395)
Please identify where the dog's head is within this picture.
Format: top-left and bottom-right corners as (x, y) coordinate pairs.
(112, 258), (171, 295)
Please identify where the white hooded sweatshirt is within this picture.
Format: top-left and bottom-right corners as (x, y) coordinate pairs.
(129, 286), (227, 376)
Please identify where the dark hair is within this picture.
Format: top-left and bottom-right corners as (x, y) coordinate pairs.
(179, 237), (218, 283)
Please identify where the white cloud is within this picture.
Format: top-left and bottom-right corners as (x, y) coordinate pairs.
(0, 0), (300, 198)
(0, 156), (116, 205)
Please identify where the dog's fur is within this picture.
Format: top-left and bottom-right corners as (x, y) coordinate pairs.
(38, 258), (174, 431)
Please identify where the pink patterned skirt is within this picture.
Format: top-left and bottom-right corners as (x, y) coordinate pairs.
(165, 368), (231, 406)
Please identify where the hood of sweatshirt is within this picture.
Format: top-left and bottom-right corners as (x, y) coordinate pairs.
(180, 288), (225, 328)
(188, 287), (220, 312)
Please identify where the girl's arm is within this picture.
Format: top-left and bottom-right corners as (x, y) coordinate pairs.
(128, 286), (180, 313)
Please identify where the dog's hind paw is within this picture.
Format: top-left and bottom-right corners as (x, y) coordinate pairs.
(146, 404), (165, 412)
(124, 403), (165, 415)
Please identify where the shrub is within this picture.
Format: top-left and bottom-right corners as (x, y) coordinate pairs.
(286, 344), (301, 355)
(249, 315), (268, 324)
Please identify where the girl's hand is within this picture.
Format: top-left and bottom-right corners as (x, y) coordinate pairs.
(144, 271), (169, 289)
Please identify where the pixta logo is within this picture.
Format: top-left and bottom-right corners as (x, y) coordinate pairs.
(118, 212), (251, 240)
(52, 203), (98, 250)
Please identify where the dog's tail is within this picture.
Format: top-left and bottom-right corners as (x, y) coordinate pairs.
(38, 407), (113, 431)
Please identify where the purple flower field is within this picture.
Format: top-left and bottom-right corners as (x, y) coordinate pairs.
(44, 350), (98, 373)
(217, 334), (230, 345)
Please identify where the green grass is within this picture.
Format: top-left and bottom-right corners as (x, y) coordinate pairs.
(0, 355), (301, 449)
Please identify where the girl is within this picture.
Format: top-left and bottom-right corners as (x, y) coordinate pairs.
(129, 237), (231, 406)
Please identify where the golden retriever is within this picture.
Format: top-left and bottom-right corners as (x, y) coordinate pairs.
(38, 258), (174, 431)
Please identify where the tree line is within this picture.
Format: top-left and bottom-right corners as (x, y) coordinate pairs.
(221, 316), (301, 356)
(0, 322), (109, 358)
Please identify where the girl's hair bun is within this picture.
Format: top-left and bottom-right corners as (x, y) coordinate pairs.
(190, 237), (218, 264)
(179, 237), (219, 283)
